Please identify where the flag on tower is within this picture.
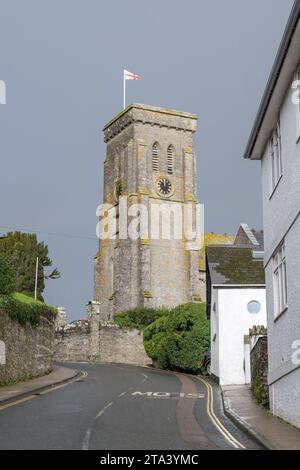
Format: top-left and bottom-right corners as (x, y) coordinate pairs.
(123, 69), (141, 109)
(124, 69), (141, 81)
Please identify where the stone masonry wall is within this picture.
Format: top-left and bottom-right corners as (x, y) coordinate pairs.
(0, 309), (55, 386)
(94, 104), (203, 319)
(98, 327), (150, 365)
(54, 320), (91, 363)
(54, 322), (151, 366)
(250, 334), (269, 407)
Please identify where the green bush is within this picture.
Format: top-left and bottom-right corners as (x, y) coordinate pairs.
(0, 293), (57, 327)
(143, 303), (210, 374)
(114, 306), (171, 330)
(0, 255), (15, 295)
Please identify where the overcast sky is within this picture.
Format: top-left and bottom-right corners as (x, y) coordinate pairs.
(0, 0), (294, 320)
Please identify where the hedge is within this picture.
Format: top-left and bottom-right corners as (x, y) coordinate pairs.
(0, 293), (57, 327)
(113, 306), (171, 330)
(143, 303), (210, 374)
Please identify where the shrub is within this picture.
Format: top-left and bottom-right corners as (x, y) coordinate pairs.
(0, 293), (57, 327)
(114, 306), (171, 330)
(143, 303), (210, 374)
(0, 255), (15, 295)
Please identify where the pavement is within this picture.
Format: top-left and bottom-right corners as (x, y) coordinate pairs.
(222, 385), (300, 450)
(0, 365), (80, 405)
(0, 363), (262, 450)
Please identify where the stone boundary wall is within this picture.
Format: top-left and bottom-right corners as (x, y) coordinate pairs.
(54, 321), (151, 366)
(250, 326), (269, 407)
(54, 320), (91, 363)
(0, 309), (55, 386)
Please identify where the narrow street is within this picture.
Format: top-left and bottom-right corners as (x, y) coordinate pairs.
(0, 364), (261, 450)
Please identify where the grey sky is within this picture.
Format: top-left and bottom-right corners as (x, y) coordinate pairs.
(0, 0), (294, 320)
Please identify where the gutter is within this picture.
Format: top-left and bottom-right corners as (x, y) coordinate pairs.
(212, 284), (265, 289)
(244, 0), (300, 160)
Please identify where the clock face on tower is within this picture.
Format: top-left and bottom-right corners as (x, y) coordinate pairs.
(156, 177), (172, 196)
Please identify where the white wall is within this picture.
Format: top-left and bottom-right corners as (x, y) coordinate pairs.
(212, 287), (267, 386)
(210, 288), (219, 379)
(260, 71), (300, 427)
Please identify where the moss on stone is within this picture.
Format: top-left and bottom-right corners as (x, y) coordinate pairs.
(206, 246), (265, 285)
(200, 233), (235, 271)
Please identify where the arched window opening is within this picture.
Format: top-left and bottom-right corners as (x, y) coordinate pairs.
(152, 142), (159, 172)
(167, 145), (174, 175)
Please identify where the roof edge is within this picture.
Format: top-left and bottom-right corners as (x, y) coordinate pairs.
(244, 0), (300, 160)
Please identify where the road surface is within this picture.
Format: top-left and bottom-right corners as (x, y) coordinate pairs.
(0, 363), (261, 450)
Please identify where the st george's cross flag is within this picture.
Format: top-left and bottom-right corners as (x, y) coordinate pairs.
(123, 69), (141, 109)
(124, 69), (141, 80)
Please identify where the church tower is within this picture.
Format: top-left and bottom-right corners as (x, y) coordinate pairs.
(94, 104), (204, 320)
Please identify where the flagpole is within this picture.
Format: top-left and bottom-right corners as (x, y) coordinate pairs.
(34, 256), (39, 301)
(123, 70), (126, 110)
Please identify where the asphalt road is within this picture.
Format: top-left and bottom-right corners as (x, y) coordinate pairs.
(0, 363), (262, 450)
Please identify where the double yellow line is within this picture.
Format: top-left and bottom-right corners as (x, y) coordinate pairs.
(196, 376), (246, 450)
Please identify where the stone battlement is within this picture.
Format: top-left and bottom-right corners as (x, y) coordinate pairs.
(103, 103), (197, 143)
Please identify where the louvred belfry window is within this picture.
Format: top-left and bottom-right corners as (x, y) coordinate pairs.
(167, 145), (174, 175)
(152, 143), (159, 172)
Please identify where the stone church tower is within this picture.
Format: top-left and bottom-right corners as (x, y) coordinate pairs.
(94, 104), (204, 320)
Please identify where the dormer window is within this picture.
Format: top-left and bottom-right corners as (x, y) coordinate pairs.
(167, 145), (174, 175)
(152, 142), (159, 172)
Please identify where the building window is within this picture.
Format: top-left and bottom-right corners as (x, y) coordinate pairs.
(167, 145), (174, 175)
(247, 301), (261, 314)
(152, 142), (159, 172)
(269, 121), (282, 193)
(273, 243), (288, 318)
(295, 67), (300, 139)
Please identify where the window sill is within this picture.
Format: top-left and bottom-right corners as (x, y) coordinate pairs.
(269, 174), (283, 200)
(274, 305), (288, 322)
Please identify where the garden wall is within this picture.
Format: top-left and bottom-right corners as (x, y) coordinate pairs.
(54, 320), (151, 366)
(250, 326), (269, 406)
(0, 309), (55, 385)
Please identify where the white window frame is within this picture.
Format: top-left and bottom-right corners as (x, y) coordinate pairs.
(295, 67), (300, 141)
(269, 121), (282, 195)
(273, 243), (288, 319)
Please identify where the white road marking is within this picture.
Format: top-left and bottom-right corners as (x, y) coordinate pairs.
(82, 401), (114, 450)
(82, 369), (149, 449)
(141, 373), (148, 384)
(81, 428), (92, 451)
(96, 401), (114, 419)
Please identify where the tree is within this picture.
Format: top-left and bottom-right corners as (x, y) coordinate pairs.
(0, 232), (60, 300)
(0, 254), (15, 295)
